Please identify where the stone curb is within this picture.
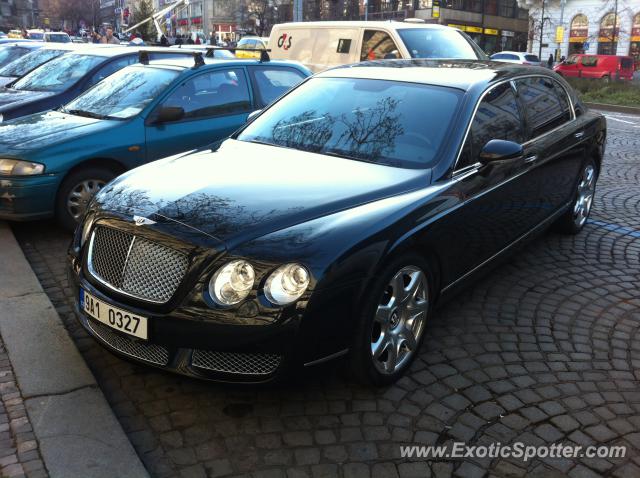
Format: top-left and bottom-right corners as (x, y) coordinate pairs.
(585, 102), (640, 115)
(0, 222), (149, 478)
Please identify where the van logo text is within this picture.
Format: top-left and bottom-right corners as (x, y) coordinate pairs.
(278, 33), (292, 50)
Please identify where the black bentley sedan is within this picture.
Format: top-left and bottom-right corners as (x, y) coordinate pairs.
(68, 60), (606, 385)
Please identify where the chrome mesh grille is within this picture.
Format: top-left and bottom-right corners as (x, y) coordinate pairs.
(192, 350), (282, 375)
(88, 319), (169, 366)
(88, 226), (188, 303)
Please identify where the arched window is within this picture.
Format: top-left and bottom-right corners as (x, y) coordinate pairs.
(631, 13), (640, 68)
(598, 12), (620, 55)
(569, 14), (589, 55)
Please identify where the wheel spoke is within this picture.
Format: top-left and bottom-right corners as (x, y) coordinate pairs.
(371, 335), (388, 360)
(401, 326), (418, 351)
(391, 272), (407, 302)
(375, 305), (392, 325)
(384, 338), (398, 372)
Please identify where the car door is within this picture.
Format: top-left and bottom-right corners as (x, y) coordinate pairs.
(247, 65), (307, 108)
(144, 67), (253, 160)
(579, 55), (600, 78)
(432, 81), (535, 285)
(513, 76), (586, 214)
(560, 55), (580, 77)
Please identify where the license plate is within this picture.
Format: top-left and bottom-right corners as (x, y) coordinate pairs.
(80, 288), (148, 339)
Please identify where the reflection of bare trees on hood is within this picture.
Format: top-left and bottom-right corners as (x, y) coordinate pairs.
(266, 97), (403, 162)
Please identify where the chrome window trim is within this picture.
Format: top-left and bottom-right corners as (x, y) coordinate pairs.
(451, 73), (577, 175)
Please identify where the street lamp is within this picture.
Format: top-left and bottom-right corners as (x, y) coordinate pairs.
(538, 0), (545, 60)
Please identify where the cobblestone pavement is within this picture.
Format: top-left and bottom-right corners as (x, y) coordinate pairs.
(0, 336), (48, 478)
(12, 112), (640, 478)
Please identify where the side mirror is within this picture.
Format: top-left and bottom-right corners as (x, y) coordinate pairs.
(247, 109), (262, 123)
(479, 139), (523, 164)
(152, 106), (184, 124)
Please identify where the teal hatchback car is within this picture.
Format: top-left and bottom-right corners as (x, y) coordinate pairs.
(0, 54), (310, 229)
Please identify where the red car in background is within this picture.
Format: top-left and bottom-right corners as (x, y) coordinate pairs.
(554, 54), (635, 82)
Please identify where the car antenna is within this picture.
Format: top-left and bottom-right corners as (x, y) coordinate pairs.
(193, 51), (205, 68)
(139, 50), (150, 65)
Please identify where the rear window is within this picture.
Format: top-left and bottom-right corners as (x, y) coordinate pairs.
(524, 55), (539, 62)
(251, 66), (306, 106)
(13, 53), (104, 92)
(237, 76), (462, 168)
(398, 28), (484, 60)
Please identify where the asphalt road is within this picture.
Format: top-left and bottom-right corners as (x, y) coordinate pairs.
(11, 110), (640, 478)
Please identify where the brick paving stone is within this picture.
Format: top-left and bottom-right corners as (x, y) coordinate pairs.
(10, 119), (640, 478)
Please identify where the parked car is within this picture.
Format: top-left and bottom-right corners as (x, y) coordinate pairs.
(44, 32), (71, 43)
(0, 54), (310, 228)
(26, 29), (45, 40)
(490, 51), (541, 66)
(0, 46), (202, 123)
(0, 32), (7, 39)
(67, 60), (606, 384)
(235, 36), (269, 59)
(0, 43), (81, 87)
(0, 42), (42, 69)
(269, 21), (487, 72)
(554, 54), (635, 81)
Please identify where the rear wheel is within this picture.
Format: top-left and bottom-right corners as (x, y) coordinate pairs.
(553, 158), (598, 234)
(350, 254), (433, 386)
(56, 167), (115, 231)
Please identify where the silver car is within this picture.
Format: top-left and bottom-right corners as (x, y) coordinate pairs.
(491, 51), (541, 66)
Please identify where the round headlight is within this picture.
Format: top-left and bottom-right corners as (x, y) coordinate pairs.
(209, 260), (255, 306)
(265, 263), (310, 306)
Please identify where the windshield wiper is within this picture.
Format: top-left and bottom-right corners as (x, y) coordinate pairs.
(65, 109), (108, 120)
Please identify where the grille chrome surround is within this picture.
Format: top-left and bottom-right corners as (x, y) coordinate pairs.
(192, 350), (282, 375)
(88, 319), (169, 366)
(87, 226), (188, 303)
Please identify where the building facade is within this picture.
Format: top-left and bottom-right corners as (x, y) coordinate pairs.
(415, 0), (530, 54)
(522, 0), (640, 66)
(1, 0), (37, 29)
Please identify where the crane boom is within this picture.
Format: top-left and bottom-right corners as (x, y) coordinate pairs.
(123, 0), (189, 41)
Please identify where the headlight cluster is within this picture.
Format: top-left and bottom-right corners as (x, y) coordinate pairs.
(209, 260), (310, 307)
(0, 159), (44, 176)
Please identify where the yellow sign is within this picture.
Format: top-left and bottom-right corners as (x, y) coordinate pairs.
(432, 5), (440, 18)
(484, 28), (499, 35)
(466, 26), (483, 33)
(448, 24), (466, 30)
(44, 17), (50, 25)
(555, 26), (564, 43)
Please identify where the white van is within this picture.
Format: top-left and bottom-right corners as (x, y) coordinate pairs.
(268, 21), (486, 72)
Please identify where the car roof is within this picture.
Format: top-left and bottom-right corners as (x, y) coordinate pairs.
(493, 51), (527, 55)
(141, 56), (306, 70)
(274, 21), (451, 30)
(63, 45), (198, 58)
(317, 59), (553, 91)
(1, 42), (42, 49)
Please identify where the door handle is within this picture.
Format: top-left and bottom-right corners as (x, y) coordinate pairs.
(524, 155), (538, 163)
(574, 131), (585, 139)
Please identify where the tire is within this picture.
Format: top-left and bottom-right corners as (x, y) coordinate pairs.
(55, 167), (115, 231)
(350, 253), (435, 386)
(553, 158), (598, 235)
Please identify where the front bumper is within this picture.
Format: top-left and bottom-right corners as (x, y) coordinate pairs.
(68, 265), (299, 384)
(0, 174), (60, 221)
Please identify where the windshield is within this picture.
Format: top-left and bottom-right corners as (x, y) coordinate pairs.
(398, 29), (484, 59)
(0, 48), (64, 77)
(0, 46), (30, 67)
(238, 77), (461, 168)
(12, 53), (104, 92)
(64, 66), (179, 120)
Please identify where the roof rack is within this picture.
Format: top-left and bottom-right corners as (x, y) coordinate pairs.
(193, 51), (205, 68)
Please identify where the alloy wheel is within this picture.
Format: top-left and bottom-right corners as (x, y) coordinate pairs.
(573, 163), (596, 228)
(66, 179), (106, 222)
(371, 266), (428, 375)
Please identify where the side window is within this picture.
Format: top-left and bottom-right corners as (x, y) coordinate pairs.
(251, 67), (306, 106)
(160, 68), (251, 120)
(456, 83), (523, 170)
(87, 56), (136, 88)
(552, 81), (572, 122)
(581, 56), (598, 67)
(516, 77), (567, 138)
(360, 30), (400, 61)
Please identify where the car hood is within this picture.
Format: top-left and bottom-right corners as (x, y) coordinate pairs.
(0, 110), (111, 151)
(0, 87), (55, 111)
(97, 139), (431, 248)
